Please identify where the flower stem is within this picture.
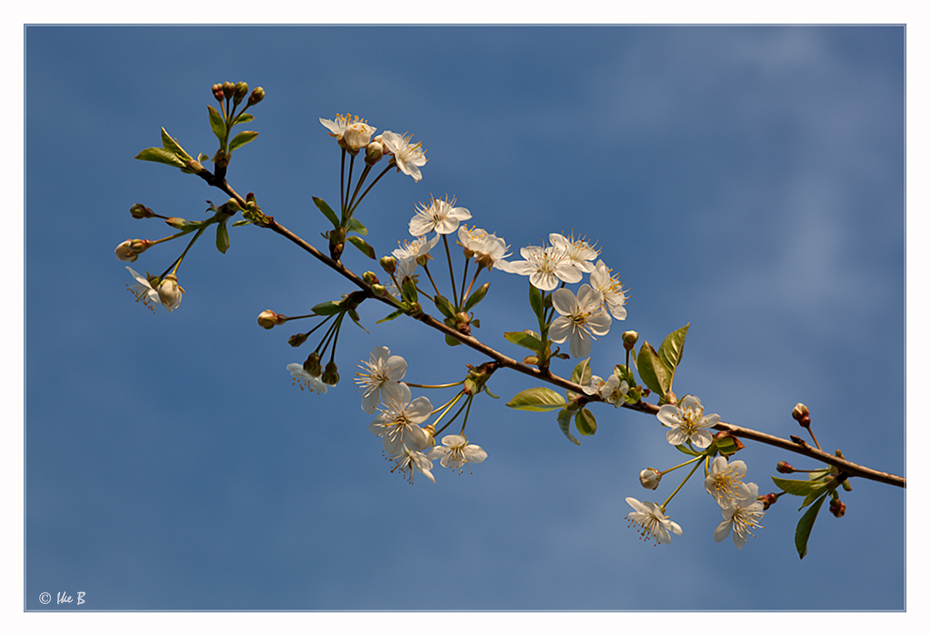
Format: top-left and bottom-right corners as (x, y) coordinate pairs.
(661, 455), (705, 509)
(405, 380), (466, 389)
(442, 235), (460, 309)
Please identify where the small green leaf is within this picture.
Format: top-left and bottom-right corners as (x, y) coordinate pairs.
(463, 282), (490, 313)
(232, 219), (252, 227)
(346, 236), (376, 259)
(347, 310), (370, 334)
(312, 197), (340, 229)
(215, 221), (230, 254)
(346, 217), (368, 236)
(658, 323), (690, 387)
(376, 309), (405, 324)
(504, 331), (543, 352)
(800, 484), (833, 510)
(311, 300), (342, 316)
(233, 112), (255, 126)
(135, 147), (186, 168)
(795, 493), (828, 559)
(445, 334), (463, 347)
(401, 276), (418, 304)
(575, 408), (597, 436)
(772, 476), (821, 498)
(229, 130), (259, 153)
(570, 358), (592, 386)
(506, 387), (567, 412)
(207, 106), (227, 145)
(433, 294), (456, 319)
(637, 341), (672, 398)
(160, 128), (191, 160)
(529, 283), (544, 321)
(557, 409), (581, 445)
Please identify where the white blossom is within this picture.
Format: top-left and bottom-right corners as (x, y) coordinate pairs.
(286, 363), (329, 394)
(157, 274), (184, 313)
(370, 383), (433, 454)
(392, 234), (440, 263)
(125, 267), (160, 312)
(505, 244), (582, 291)
(589, 259), (628, 320)
(428, 434), (488, 473)
(408, 196), (472, 236)
(355, 346), (408, 414)
(387, 445), (436, 484)
(457, 225), (515, 272)
(549, 232), (599, 274)
(549, 284), (612, 358)
(319, 113), (375, 152)
(625, 497), (683, 545)
(381, 130), (427, 182)
(704, 456), (751, 507)
(714, 482), (766, 549)
(657, 395), (720, 449)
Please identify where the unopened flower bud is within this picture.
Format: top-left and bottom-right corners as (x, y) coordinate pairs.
(365, 141), (383, 165)
(115, 240), (138, 262)
(639, 468), (662, 490)
(362, 271), (380, 286)
(234, 81), (249, 104)
(212, 83), (225, 102)
(792, 403), (811, 427)
(303, 352), (322, 376)
(156, 274), (184, 312)
(129, 203), (153, 219)
(622, 330), (639, 351)
(829, 498), (846, 518)
(380, 256), (397, 275)
(257, 310), (287, 329)
(776, 461), (795, 474)
(321, 361), (339, 386)
(371, 284), (388, 298)
(248, 86), (265, 106)
(222, 82), (235, 99)
(760, 493), (779, 510)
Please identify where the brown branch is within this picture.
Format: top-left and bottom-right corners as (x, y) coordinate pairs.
(200, 171), (906, 490)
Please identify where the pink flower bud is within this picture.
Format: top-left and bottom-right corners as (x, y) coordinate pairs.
(776, 461), (795, 474)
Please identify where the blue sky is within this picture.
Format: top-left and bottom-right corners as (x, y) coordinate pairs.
(21, 24), (906, 614)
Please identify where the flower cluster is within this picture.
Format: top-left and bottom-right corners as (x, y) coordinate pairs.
(125, 267), (185, 313)
(583, 371), (630, 405)
(503, 234), (627, 358)
(320, 115), (428, 181)
(705, 457), (765, 549)
(354, 347), (487, 484)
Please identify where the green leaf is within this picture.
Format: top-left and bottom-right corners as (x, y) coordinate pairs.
(135, 147), (186, 168)
(348, 310), (370, 334)
(445, 334), (464, 347)
(658, 323), (690, 388)
(401, 276), (418, 304)
(311, 300), (342, 316)
(346, 217), (368, 236)
(570, 358), (592, 386)
(346, 236), (376, 259)
(463, 282), (490, 313)
(575, 408), (597, 436)
(207, 106), (227, 145)
(312, 197), (340, 229)
(160, 128), (191, 160)
(504, 331), (543, 352)
(215, 221), (230, 254)
(675, 444), (701, 457)
(795, 493), (828, 559)
(433, 294), (456, 319)
(233, 112), (255, 126)
(637, 341), (672, 398)
(506, 387), (567, 412)
(529, 283), (544, 321)
(232, 219), (252, 227)
(800, 484), (833, 510)
(557, 409), (581, 445)
(771, 476), (822, 498)
(376, 309), (405, 324)
(229, 130), (259, 153)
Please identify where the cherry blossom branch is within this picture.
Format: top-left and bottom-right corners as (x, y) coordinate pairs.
(191, 167), (905, 491)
